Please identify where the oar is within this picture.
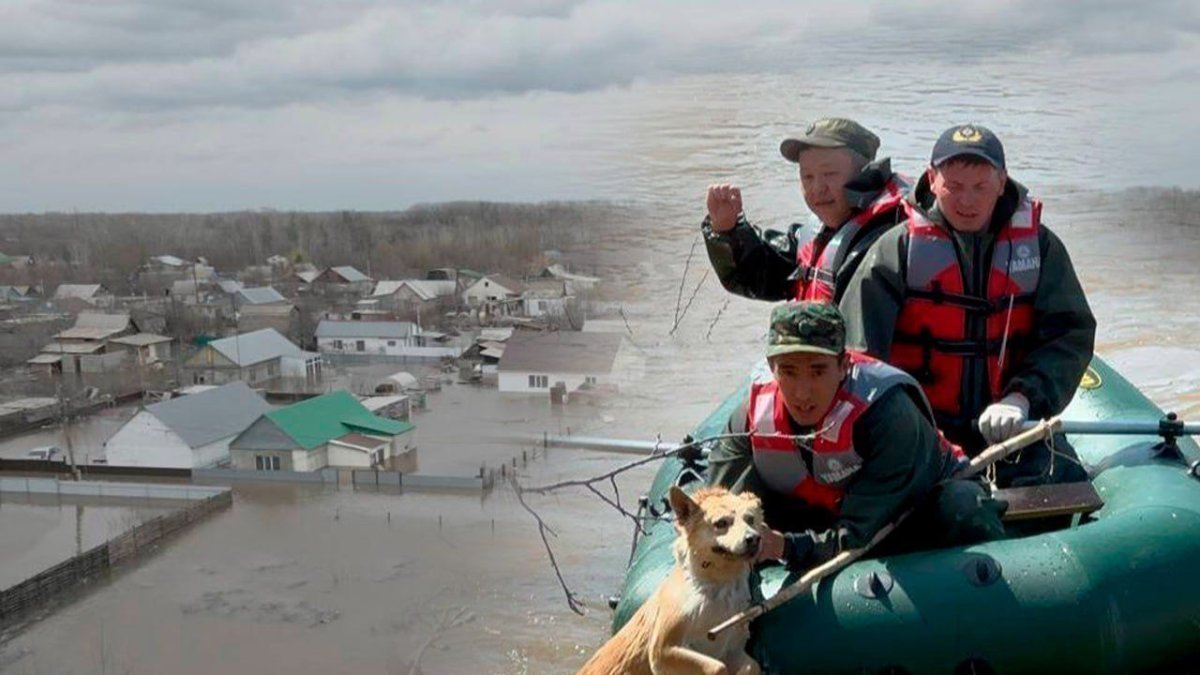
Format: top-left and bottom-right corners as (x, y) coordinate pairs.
(1024, 418), (1200, 436)
(707, 416), (1064, 641)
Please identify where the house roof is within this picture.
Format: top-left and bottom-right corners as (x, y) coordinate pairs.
(329, 266), (371, 283)
(27, 353), (63, 365)
(109, 333), (173, 346)
(265, 390), (413, 450)
(152, 255), (187, 267)
(53, 284), (105, 300)
(471, 274), (525, 296)
(498, 331), (622, 375)
(541, 264), (600, 284)
(236, 287), (287, 305)
(207, 328), (302, 366)
(42, 341), (106, 354)
(315, 320), (415, 340)
(294, 270), (321, 284)
(523, 279), (570, 299)
(371, 279), (456, 301)
(331, 432), (390, 451)
(54, 312), (131, 340)
(145, 381), (272, 449)
(240, 303), (296, 317)
(217, 279), (244, 294)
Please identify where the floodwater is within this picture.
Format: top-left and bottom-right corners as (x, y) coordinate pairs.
(5, 59), (1200, 675)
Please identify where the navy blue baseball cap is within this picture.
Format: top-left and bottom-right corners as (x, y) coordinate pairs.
(931, 124), (1005, 170)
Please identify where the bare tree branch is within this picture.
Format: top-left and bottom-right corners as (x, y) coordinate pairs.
(669, 268), (710, 336)
(672, 236), (700, 327)
(510, 475), (586, 615)
(705, 297), (731, 341)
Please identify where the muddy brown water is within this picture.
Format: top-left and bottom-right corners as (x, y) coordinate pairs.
(5, 66), (1200, 672)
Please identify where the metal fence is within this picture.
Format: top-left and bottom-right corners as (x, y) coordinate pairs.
(0, 489), (232, 631)
(0, 477), (226, 501)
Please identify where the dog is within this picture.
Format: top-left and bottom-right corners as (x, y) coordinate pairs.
(577, 485), (763, 675)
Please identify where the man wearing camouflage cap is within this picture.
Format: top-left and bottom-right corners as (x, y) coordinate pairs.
(707, 301), (1004, 571)
(703, 117), (912, 304)
(840, 124), (1094, 488)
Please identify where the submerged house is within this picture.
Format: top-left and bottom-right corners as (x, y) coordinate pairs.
(229, 390), (415, 471)
(103, 382), (271, 468)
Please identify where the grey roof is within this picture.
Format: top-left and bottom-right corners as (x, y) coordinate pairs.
(237, 287), (287, 305)
(146, 381), (272, 449)
(109, 333), (173, 346)
(207, 328), (302, 366)
(330, 266), (371, 283)
(499, 331), (621, 375)
(55, 312), (131, 340)
(217, 279), (244, 294)
(54, 284), (105, 300)
(315, 320), (415, 339)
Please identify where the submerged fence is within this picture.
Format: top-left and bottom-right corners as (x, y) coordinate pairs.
(0, 488), (232, 632)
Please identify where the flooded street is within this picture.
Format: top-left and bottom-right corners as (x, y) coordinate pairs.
(5, 57), (1200, 675)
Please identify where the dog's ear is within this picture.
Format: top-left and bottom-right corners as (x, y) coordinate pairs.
(668, 486), (696, 524)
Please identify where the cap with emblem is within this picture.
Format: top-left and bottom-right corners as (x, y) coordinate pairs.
(780, 117), (880, 164)
(766, 301), (846, 358)
(931, 124), (1005, 170)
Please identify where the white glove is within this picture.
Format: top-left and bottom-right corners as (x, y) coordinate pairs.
(978, 393), (1030, 444)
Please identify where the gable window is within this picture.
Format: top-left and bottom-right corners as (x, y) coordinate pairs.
(255, 455), (281, 471)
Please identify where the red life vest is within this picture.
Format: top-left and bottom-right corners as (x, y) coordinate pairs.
(793, 173), (912, 302)
(890, 195), (1042, 425)
(747, 351), (962, 513)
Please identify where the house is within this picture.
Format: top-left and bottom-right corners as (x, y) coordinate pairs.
(31, 311), (135, 373)
(183, 328), (322, 387)
(369, 279), (457, 317)
(108, 333), (175, 366)
(237, 303), (299, 338)
(103, 382), (271, 468)
(315, 320), (463, 361)
(360, 395), (411, 422)
(497, 331), (622, 394)
(168, 278), (215, 303)
(52, 284), (112, 307)
(229, 390), (415, 471)
(522, 279), (573, 318)
(235, 286), (288, 306)
(292, 268), (321, 285)
(314, 266), (373, 295)
(462, 274), (525, 307)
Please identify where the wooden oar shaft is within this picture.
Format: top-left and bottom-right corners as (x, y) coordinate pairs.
(708, 416), (1061, 641)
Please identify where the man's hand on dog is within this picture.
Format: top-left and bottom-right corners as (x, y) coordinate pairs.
(756, 528), (786, 562)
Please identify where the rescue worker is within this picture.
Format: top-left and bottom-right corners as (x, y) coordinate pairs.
(703, 118), (910, 304)
(839, 125), (1095, 488)
(707, 302), (1004, 571)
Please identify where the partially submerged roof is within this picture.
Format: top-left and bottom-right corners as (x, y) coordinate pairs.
(145, 381), (272, 449)
(265, 391), (413, 450)
(315, 320), (415, 340)
(498, 331), (622, 375)
(42, 341), (106, 354)
(237, 287), (287, 305)
(55, 312), (131, 341)
(206, 328), (302, 366)
(471, 274), (526, 295)
(27, 354), (63, 365)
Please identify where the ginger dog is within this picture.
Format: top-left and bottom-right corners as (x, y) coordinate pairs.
(577, 486), (763, 675)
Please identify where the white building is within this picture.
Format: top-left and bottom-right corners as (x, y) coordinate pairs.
(497, 331), (622, 394)
(522, 279), (573, 318)
(315, 320), (463, 360)
(462, 274), (526, 307)
(103, 382), (272, 468)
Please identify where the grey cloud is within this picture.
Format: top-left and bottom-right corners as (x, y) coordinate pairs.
(2, 0), (1198, 114)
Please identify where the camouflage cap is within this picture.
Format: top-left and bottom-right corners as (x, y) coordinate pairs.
(780, 117), (880, 164)
(766, 301), (846, 358)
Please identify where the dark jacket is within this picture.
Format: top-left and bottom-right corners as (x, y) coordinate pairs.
(706, 384), (950, 570)
(838, 173), (1096, 449)
(702, 159), (906, 303)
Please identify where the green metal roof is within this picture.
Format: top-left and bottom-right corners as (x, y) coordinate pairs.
(265, 390), (414, 450)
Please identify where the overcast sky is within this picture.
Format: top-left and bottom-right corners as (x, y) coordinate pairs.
(4, 0), (1198, 212)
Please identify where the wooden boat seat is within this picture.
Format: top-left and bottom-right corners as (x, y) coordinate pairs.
(994, 481), (1104, 522)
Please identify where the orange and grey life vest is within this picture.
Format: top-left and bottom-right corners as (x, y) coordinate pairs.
(747, 351), (960, 513)
(890, 195), (1042, 425)
(792, 174), (913, 303)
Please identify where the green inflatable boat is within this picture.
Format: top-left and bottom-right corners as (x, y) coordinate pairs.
(611, 357), (1200, 673)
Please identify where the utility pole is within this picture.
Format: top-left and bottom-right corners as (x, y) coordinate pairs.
(56, 381), (80, 480)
